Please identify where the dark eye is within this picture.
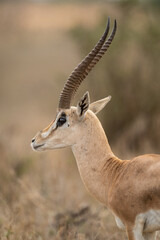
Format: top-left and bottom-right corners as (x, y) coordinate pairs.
(57, 116), (66, 127)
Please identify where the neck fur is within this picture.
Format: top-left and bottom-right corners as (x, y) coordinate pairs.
(72, 110), (120, 205)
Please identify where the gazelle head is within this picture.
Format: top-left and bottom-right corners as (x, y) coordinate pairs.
(31, 18), (117, 152)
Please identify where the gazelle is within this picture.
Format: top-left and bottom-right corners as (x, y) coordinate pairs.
(31, 18), (160, 240)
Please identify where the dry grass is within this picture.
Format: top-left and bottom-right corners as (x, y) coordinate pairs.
(0, 2), (159, 239)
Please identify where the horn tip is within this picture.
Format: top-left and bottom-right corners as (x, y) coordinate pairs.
(114, 19), (117, 29)
(107, 17), (110, 28)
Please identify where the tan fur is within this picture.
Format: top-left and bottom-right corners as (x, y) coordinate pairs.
(42, 120), (54, 132)
(32, 100), (160, 240)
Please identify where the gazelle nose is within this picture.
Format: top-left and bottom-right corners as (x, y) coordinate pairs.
(32, 138), (35, 143)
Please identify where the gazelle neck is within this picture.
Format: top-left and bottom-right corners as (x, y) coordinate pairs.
(72, 110), (119, 205)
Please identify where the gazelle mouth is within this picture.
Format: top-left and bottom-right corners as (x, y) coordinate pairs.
(33, 143), (45, 150)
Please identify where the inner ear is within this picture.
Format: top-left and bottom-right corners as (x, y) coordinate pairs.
(89, 96), (111, 115)
(77, 91), (90, 117)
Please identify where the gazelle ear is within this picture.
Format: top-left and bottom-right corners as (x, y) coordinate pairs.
(77, 91), (90, 118)
(89, 96), (111, 115)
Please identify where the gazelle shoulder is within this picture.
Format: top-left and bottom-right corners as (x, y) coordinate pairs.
(132, 154), (160, 162)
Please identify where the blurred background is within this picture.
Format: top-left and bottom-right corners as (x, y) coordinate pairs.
(0, 0), (160, 239)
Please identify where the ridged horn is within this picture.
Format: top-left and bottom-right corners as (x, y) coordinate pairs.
(58, 18), (117, 109)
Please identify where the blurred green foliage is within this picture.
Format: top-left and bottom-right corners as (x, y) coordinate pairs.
(70, 3), (160, 153)
(1, 0), (159, 6)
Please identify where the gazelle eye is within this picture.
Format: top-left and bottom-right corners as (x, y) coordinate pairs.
(57, 116), (66, 127)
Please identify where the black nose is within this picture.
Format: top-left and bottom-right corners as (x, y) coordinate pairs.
(32, 138), (35, 143)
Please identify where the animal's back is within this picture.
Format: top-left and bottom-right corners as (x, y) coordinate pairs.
(108, 154), (160, 226)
